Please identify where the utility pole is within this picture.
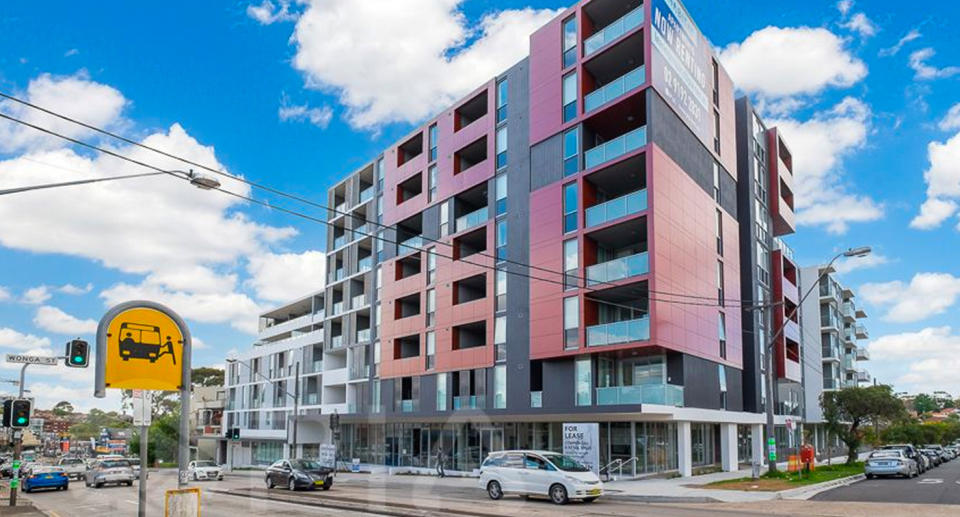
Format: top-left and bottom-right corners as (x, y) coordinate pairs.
(9, 364), (28, 507)
(292, 361), (300, 457)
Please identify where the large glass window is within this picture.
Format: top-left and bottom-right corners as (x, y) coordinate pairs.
(427, 164), (438, 202)
(376, 157), (384, 191)
(564, 296), (579, 348)
(713, 162), (721, 203)
(495, 174), (507, 216)
(717, 261), (725, 307)
(426, 248), (437, 285)
(494, 365), (506, 409)
(426, 288), (436, 327)
(495, 269), (507, 312)
(575, 357), (591, 406)
(713, 110), (721, 155)
(496, 127), (508, 169)
(563, 238), (578, 290)
(563, 182), (578, 233)
(428, 123), (438, 162)
(496, 79), (508, 123)
(718, 312), (727, 359)
(563, 128), (579, 176)
(496, 219), (508, 261)
(437, 372), (447, 411)
(495, 316), (506, 361)
(562, 16), (577, 68)
(562, 72), (578, 122)
(715, 209), (723, 256)
(440, 203), (449, 236)
(426, 331), (436, 370)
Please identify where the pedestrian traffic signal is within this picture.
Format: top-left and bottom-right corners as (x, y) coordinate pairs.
(65, 339), (90, 368)
(10, 399), (31, 429)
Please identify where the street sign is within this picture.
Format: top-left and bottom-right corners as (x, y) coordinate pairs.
(97, 304), (188, 391)
(132, 389), (152, 426)
(4, 354), (58, 366)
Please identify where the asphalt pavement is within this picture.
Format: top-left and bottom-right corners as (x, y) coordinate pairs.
(814, 456), (960, 505)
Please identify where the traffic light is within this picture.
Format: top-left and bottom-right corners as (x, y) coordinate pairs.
(10, 399), (31, 429)
(65, 339), (90, 368)
(2, 399), (11, 427)
(230, 427), (240, 440)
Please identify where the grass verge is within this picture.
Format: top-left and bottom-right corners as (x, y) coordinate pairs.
(702, 462), (864, 491)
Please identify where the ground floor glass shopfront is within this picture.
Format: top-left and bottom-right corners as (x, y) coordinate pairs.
(336, 420), (719, 475)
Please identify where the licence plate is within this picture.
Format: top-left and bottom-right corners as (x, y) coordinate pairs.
(587, 488), (601, 496)
(879, 462), (891, 466)
(44, 475), (53, 479)
(314, 480), (325, 485)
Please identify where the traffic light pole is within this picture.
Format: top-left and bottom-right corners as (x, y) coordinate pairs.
(9, 363), (28, 507)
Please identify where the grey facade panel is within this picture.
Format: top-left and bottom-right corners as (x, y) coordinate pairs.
(542, 359), (575, 410)
(530, 133), (564, 192)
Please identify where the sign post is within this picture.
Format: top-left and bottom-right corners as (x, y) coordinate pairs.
(133, 389), (152, 517)
(95, 300), (192, 507)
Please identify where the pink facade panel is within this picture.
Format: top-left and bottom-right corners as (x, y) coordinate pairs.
(528, 182), (568, 359)
(529, 11), (568, 146)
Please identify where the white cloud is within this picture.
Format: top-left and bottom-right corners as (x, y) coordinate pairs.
(769, 97), (882, 233)
(841, 13), (877, 39)
(247, 0), (298, 25)
(33, 305), (97, 335)
(836, 0), (853, 16)
(909, 48), (960, 80)
(192, 337), (209, 350)
(64, 48), (79, 57)
(22, 286), (51, 305)
(860, 273), (960, 323)
(719, 26), (867, 99)
(879, 29), (921, 57)
(938, 103), (960, 131)
(0, 71), (127, 154)
(289, 0), (561, 129)
(278, 101), (333, 129)
(58, 283), (93, 295)
(100, 282), (262, 334)
(0, 286), (10, 302)
(868, 327), (960, 395)
(245, 251), (326, 303)
(0, 327), (52, 351)
(833, 253), (890, 275)
(911, 132), (960, 229)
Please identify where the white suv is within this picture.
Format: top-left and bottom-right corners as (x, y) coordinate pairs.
(478, 450), (603, 504)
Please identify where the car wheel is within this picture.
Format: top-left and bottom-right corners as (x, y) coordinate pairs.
(549, 484), (568, 505)
(321, 477), (332, 491)
(583, 497), (598, 503)
(486, 480), (503, 500)
(288, 477), (297, 491)
(95, 482), (103, 489)
(865, 473), (873, 479)
(193, 473), (198, 481)
(266, 477), (274, 489)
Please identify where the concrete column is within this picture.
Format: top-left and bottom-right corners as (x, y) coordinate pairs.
(677, 421), (692, 477)
(720, 423), (739, 472)
(751, 423), (764, 466)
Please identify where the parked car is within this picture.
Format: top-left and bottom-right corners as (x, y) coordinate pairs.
(924, 444), (951, 463)
(865, 450), (918, 479)
(946, 445), (960, 459)
(479, 450), (603, 505)
(84, 458), (136, 488)
(265, 459), (333, 491)
(878, 444), (927, 473)
(125, 457), (148, 479)
(57, 457), (87, 480)
(22, 466), (69, 493)
(919, 448), (942, 467)
(188, 460), (224, 481)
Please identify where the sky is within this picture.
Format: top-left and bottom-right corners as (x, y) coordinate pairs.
(0, 0), (958, 413)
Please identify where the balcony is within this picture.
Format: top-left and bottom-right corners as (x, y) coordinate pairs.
(455, 206), (488, 233)
(855, 324), (869, 339)
(530, 391), (542, 408)
(330, 335), (344, 349)
(453, 395), (485, 410)
(584, 126), (646, 170)
(586, 252), (648, 285)
(359, 186), (374, 204)
(842, 327), (854, 343)
(773, 237), (795, 263)
(842, 302), (855, 322)
(303, 393), (319, 405)
(856, 370), (871, 383)
(356, 328), (371, 343)
(586, 316), (650, 347)
(856, 347), (870, 361)
(357, 256), (372, 273)
(584, 66), (645, 113)
(332, 268), (345, 282)
(399, 235), (424, 254)
(352, 294), (367, 309)
(333, 234), (349, 249)
(843, 354), (855, 371)
(331, 301), (344, 315)
(823, 378), (840, 391)
(399, 400), (416, 413)
(350, 364), (370, 380)
(585, 190), (647, 228)
(595, 384), (684, 407)
(583, 6), (644, 57)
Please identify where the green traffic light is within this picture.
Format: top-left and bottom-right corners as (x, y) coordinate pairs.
(16, 417), (26, 424)
(73, 356), (83, 363)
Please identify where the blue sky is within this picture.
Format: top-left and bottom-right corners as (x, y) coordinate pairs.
(0, 0), (958, 411)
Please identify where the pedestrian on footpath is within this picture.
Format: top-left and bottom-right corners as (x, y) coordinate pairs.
(436, 447), (446, 478)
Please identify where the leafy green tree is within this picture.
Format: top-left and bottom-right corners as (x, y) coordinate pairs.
(913, 393), (939, 414)
(129, 409), (181, 466)
(822, 385), (907, 464)
(191, 367), (224, 387)
(69, 409), (131, 440)
(52, 401), (74, 416)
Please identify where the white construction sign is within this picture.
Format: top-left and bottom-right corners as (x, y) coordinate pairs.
(132, 389), (152, 426)
(562, 422), (600, 474)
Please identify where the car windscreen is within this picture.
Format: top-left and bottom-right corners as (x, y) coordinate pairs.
(870, 451), (900, 457)
(60, 459), (83, 465)
(542, 454), (590, 472)
(290, 460), (323, 470)
(100, 460), (130, 469)
(195, 461), (216, 468)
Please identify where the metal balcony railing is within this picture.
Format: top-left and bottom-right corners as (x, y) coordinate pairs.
(585, 189), (647, 228)
(584, 66), (645, 113)
(583, 6), (644, 56)
(584, 126), (647, 170)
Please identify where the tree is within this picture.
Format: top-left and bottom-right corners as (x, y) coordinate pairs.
(128, 410), (181, 466)
(913, 393), (939, 414)
(52, 401), (74, 417)
(821, 385), (907, 464)
(192, 367), (225, 387)
(69, 409), (131, 440)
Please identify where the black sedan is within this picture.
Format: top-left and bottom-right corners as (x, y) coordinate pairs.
(264, 459), (333, 491)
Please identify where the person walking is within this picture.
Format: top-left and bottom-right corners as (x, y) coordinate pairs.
(436, 446), (446, 478)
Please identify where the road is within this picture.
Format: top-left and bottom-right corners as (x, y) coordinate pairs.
(814, 456), (960, 505)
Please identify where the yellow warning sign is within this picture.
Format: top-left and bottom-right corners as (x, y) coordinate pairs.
(104, 307), (184, 391)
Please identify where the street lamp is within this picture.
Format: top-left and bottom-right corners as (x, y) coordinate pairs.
(761, 246), (871, 472)
(225, 357), (300, 458)
(0, 168), (220, 196)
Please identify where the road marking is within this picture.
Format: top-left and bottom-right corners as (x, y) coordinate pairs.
(917, 478), (943, 484)
(125, 499), (138, 505)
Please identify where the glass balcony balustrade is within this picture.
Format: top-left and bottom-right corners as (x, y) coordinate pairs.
(399, 235), (423, 253)
(584, 66), (645, 113)
(585, 252), (648, 285)
(583, 6), (644, 56)
(595, 384), (684, 406)
(455, 206), (488, 233)
(584, 126), (647, 170)
(586, 316), (650, 347)
(453, 395), (484, 410)
(530, 391), (542, 408)
(585, 190), (647, 228)
(359, 186), (374, 204)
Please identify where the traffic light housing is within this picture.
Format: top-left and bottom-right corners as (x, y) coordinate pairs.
(2, 399), (11, 427)
(65, 339), (90, 368)
(230, 427), (240, 440)
(10, 399), (31, 429)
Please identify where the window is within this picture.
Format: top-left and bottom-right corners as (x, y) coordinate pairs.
(495, 269), (507, 312)
(496, 127), (508, 169)
(376, 195), (383, 223)
(713, 110), (721, 154)
(495, 174), (507, 216)
(563, 182), (578, 233)
(496, 79), (508, 123)
(376, 157), (384, 191)
(756, 243), (769, 286)
(495, 315), (507, 361)
(563, 239), (578, 290)
(718, 312), (727, 359)
(713, 162), (721, 203)
(712, 59), (719, 106)
(715, 209), (723, 256)
(436, 372), (447, 411)
(754, 199), (769, 243)
(440, 202), (449, 236)
(717, 261), (725, 307)
(562, 16), (577, 68)
(426, 247), (437, 285)
(575, 356), (591, 406)
(427, 164), (437, 202)
(496, 219), (507, 261)
(426, 288), (436, 327)
(564, 296), (579, 348)
(563, 128), (579, 176)
(426, 331), (436, 370)
(427, 123), (439, 161)
(562, 72), (577, 122)
(494, 365), (506, 409)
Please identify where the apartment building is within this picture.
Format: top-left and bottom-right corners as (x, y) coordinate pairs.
(308, 0), (808, 478)
(190, 386), (226, 463)
(799, 265), (870, 454)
